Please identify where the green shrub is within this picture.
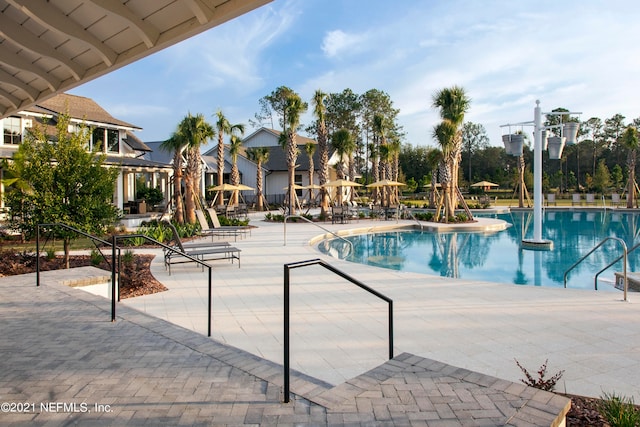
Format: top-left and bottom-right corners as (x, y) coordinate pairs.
(90, 248), (103, 266)
(45, 248), (56, 260)
(598, 392), (640, 427)
(121, 249), (134, 264)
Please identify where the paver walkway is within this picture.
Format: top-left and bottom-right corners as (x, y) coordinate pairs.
(0, 269), (569, 426)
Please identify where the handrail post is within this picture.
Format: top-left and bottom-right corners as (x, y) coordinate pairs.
(36, 225), (41, 287)
(208, 267), (212, 337)
(282, 259), (393, 403)
(283, 264), (291, 403)
(111, 234), (117, 322)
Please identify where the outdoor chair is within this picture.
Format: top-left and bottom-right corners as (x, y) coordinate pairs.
(205, 208), (252, 238)
(571, 193), (582, 206)
(585, 193), (596, 206)
(161, 220), (240, 274)
(195, 209), (243, 241)
(546, 194), (557, 206)
(611, 193), (622, 207)
(331, 206), (346, 224)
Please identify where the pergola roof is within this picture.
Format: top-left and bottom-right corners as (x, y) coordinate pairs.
(0, 0), (271, 118)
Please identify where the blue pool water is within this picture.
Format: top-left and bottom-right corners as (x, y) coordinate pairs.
(316, 210), (640, 290)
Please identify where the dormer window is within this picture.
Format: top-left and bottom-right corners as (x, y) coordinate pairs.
(3, 116), (22, 145)
(91, 127), (120, 153)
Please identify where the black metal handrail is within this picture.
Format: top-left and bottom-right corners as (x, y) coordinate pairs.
(36, 223), (117, 287)
(283, 258), (393, 403)
(110, 234), (214, 336)
(563, 236), (628, 301)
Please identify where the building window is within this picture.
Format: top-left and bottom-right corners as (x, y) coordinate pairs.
(3, 116), (22, 145)
(295, 174), (303, 197)
(91, 127), (105, 152)
(107, 129), (119, 153)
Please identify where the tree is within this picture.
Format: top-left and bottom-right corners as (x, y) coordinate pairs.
(582, 117), (604, 177)
(175, 113), (214, 224)
(311, 90), (330, 214)
(215, 110), (245, 207)
(160, 132), (186, 224)
(304, 142), (317, 204)
(246, 147), (269, 211)
(622, 126), (639, 208)
(331, 129), (354, 180)
(228, 134), (244, 205)
(283, 91), (308, 214)
(461, 122), (489, 182)
(6, 114), (119, 267)
(593, 159), (612, 194)
(431, 85), (472, 221)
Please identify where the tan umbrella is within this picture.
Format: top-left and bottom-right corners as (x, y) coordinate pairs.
(471, 181), (499, 192)
(323, 179), (362, 205)
(303, 184), (323, 189)
(283, 184), (305, 191)
(323, 179), (362, 188)
(423, 183), (441, 188)
(366, 179), (406, 188)
(470, 181), (499, 188)
(210, 183), (240, 191)
(235, 184), (255, 191)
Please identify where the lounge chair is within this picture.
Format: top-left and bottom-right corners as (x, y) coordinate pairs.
(585, 193), (596, 206)
(546, 194), (557, 206)
(611, 193), (622, 207)
(204, 208), (252, 239)
(331, 206), (346, 224)
(161, 220), (240, 274)
(571, 193), (582, 206)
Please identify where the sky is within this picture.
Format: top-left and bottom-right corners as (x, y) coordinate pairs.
(69, 0), (640, 149)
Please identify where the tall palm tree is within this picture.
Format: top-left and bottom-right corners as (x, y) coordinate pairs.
(177, 113), (214, 224)
(283, 92), (307, 215)
(215, 110), (245, 206)
(622, 126), (639, 208)
(378, 143), (395, 205)
(228, 134), (243, 205)
(331, 128), (355, 205)
(432, 86), (472, 221)
(246, 147), (269, 211)
(372, 114), (388, 203)
(160, 131), (186, 224)
(312, 90), (330, 214)
(304, 142), (317, 204)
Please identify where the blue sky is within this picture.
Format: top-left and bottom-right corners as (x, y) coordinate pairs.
(69, 0), (640, 148)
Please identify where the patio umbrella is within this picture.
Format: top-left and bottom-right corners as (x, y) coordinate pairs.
(367, 179), (405, 206)
(323, 179), (362, 205)
(471, 181), (499, 192)
(366, 179), (406, 188)
(235, 184), (255, 191)
(210, 183), (240, 191)
(470, 181), (499, 188)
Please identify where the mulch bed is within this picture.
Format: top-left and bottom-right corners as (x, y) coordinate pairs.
(0, 250), (166, 299)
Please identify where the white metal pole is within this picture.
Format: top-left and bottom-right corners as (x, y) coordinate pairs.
(533, 100), (543, 242)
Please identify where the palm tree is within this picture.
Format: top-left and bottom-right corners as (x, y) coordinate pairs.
(622, 126), (639, 208)
(378, 143), (394, 205)
(215, 110), (245, 207)
(246, 147), (269, 211)
(312, 90), (330, 214)
(160, 131), (186, 224)
(432, 86), (472, 221)
(177, 113), (214, 224)
(304, 142), (317, 204)
(426, 148), (443, 208)
(228, 134), (243, 205)
(331, 128), (355, 205)
(283, 92), (307, 215)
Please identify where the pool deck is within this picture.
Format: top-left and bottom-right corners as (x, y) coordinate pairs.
(3, 211), (639, 425)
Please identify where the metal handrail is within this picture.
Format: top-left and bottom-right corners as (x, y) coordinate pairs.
(402, 205), (425, 231)
(283, 258), (393, 403)
(284, 214), (353, 255)
(563, 237), (628, 301)
(110, 233), (214, 335)
(594, 241), (640, 291)
(36, 223), (118, 288)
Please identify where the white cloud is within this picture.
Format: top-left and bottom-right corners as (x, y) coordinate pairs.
(321, 30), (367, 58)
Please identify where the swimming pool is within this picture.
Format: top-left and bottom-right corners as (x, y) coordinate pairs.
(316, 210), (640, 290)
